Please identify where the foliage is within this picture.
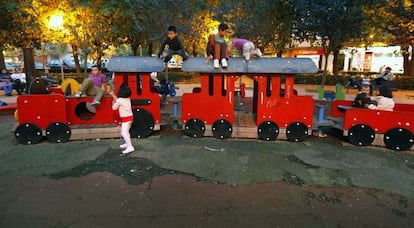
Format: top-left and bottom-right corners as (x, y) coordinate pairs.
(292, 0), (370, 85)
(364, 0), (414, 77)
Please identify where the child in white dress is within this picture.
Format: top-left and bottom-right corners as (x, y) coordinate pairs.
(111, 83), (134, 154)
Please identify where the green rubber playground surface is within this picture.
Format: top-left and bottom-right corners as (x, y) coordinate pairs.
(1, 113), (414, 198)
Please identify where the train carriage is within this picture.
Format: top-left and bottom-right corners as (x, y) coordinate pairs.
(15, 57), (164, 145)
(330, 100), (414, 151)
(181, 57), (318, 142)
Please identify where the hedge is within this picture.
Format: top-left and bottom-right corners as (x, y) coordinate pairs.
(44, 70), (414, 90)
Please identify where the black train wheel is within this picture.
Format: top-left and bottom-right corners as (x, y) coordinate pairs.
(258, 121), (279, 141)
(348, 124), (375, 146)
(286, 122), (308, 142)
(46, 122), (71, 143)
(212, 119), (232, 139)
(184, 118), (205, 138)
(130, 108), (155, 138)
(15, 123), (43, 145)
(384, 128), (414, 151)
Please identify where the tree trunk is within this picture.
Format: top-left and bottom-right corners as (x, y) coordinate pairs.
(332, 49), (341, 75)
(321, 52), (329, 87)
(148, 42), (153, 56)
(23, 47), (35, 91)
(0, 46), (5, 70)
(192, 42), (197, 57)
(403, 44), (414, 77)
(72, 44), (81, 73)
(131, 44), (138, 56)
(83, 52), (89, 74)
(276, 50), (283, 57)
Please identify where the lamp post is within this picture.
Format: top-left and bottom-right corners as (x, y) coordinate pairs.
(48, 14), (65, 82)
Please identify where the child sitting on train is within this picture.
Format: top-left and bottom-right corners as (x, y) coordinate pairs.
(228, 36), (262, 61)
(365, 86), (395, 111)
(206, 23), (229, 69)
(352, 85), (372, 108)
(75, 65), (107, 106)
(158, 25), (188, 63)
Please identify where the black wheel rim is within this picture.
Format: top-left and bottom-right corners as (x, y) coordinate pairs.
(46, 122), (71, 143)
(384, 128), (414, 151)
(130, 108), (155, 138)
(348, 124), (375, 146)
(15, 123), (43, 145)
(184, 118), (205, 138)
(258, 121), (279, 141)
(286, 122), (308, 142)
(212, 119), (232, 139)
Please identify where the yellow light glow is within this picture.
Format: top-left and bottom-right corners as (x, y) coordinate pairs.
(48, 14), (64, 30)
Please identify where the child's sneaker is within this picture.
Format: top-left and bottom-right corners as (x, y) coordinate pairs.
(74, 91), (83, 97)
(91, 99), (100, 106)
(120, 144), (127, 149)
(213, 59), (220, 69)
(221, 58), (228, 68)
(122, 146), (134, 154)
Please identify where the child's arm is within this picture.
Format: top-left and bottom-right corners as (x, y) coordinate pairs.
(110, 92), (119, 110)
(178, 37), (186, 52)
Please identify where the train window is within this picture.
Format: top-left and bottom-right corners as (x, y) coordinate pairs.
(208, 75), (214, 96)
(266, 76), (271, 97)
(221, 75), (227, 96)
(136, 74), (142, 95)
(75, 102), (96, 121)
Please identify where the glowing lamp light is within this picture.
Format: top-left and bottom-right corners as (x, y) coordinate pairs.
(48, 14), (64, 30)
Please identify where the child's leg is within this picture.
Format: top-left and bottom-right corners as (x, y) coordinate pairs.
(5, 83), (13, 95)
(163, 50), (173, 63)
(177, 50), (188, 60)
(79, 78), (93, 94)
(214, 44), (221, 60)
(219, 43), (228, 59)
(121, 121), (133, 148)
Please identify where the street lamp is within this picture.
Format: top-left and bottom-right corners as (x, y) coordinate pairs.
(48, 14), (65, 82)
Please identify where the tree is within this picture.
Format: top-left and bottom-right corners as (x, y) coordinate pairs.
(365, 0), (414, 77)
(293, 0), (369, 86)
(211, 0), (297, 57)
(2, 0), (43, 83)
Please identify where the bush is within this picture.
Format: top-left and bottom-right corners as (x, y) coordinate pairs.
(296, 73), (414, 90)
(157, 71), (200, 83)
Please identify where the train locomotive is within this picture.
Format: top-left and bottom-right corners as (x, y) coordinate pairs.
(13, 56), (414, 151)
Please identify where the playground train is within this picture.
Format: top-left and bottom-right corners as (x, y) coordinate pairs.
(14, 57), (414, 151)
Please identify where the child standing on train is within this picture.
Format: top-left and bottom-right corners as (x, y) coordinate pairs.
(111, 83), (135, 154)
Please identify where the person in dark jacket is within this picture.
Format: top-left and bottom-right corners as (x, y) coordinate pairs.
(158, 25), (188, 63)
(352, 85), (372, 108)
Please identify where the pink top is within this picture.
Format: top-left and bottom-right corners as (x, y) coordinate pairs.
(88, 73), (106, 87)
(112, 97), (133, 117)
(231, 38), (250, 52)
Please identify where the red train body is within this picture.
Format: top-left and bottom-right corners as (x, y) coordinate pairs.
(331, 100), (414, 150)
(13, 57), (413, 151)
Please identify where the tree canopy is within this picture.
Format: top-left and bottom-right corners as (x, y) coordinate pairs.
(1, 0), (413, 79)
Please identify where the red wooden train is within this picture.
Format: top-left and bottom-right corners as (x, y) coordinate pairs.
(13, 56), (414, 151)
